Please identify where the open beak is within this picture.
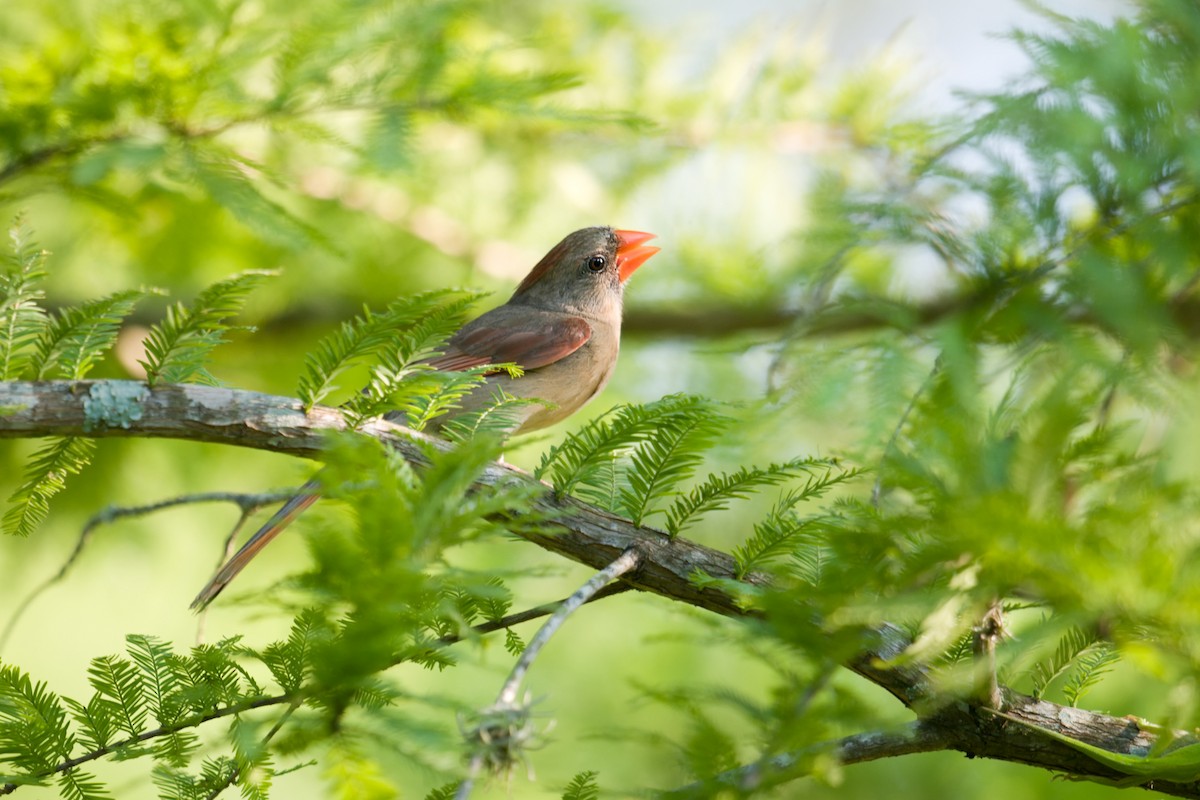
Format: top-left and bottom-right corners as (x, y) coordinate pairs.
(614, 229), (660, 283)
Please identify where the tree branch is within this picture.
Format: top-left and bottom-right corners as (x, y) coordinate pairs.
(3, 380), (1199, 796)
(662, 720), (952, 798)
(1, 490), (297, 652)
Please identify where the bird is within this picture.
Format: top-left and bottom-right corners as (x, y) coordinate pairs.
(191, 226), (660, 609)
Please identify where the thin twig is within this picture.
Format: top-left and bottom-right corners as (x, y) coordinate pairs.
(429, 583), (632, 650)
(203, 699), (301, 800)
(0, 490), (295, 653)
(454, 548), (643, 800)
(973, 601), (1006, 710)
(497, 548), (641, 706)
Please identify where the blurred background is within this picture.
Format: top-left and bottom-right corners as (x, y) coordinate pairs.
(0, 0), (1153, 797)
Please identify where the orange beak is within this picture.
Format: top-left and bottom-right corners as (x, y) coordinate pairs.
(614, 230), (660, 283)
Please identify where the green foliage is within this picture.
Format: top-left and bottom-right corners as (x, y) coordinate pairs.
(561, 770), (599, 800)
(0, 665), (84, 791)
(0, 220), (47, 381)
(140, 271), (274, 386)
(0, 634), (279, 799)
(31, 290), (153, 380)
(438, 387), (544, 442)
(0, 218), (150, 383)
(1021, 624), (1122, 707)
(424, 782), (461, 800)
(618, 403), (730, 525)
(730, 470), (865, 579)
(537, 395), (732, 515)
(664, 458), (844, 537)
(296, 290), (478, 413)
(3, 437), (96, 537)
(1062, 642), (1120, 707)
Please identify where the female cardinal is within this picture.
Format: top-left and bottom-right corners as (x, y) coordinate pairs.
(191, 226), (659, 609)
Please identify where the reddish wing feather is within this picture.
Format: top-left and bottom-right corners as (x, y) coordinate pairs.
(425, 315), (592, 372)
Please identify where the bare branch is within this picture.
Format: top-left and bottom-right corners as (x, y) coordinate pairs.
(0, 490), (295, 652)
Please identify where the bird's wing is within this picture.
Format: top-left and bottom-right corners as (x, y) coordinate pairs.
(424, 312), (592, 372)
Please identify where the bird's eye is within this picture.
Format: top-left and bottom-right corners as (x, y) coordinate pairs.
(587, 255), (607, 272)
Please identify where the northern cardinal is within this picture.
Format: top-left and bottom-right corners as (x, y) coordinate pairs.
(191, 226), (659, 609)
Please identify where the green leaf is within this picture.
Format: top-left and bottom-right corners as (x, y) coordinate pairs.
(561, 770), (599, 800)
(503, 628), (525, 657)
(140, 271), (274, 386)
(732, 467), (864, 578)
(0, 218), (49, 380)
(1063, 643), (1120, 707)
(3, 437), (96, 537)
(1030, 627), (1098, 700)
(617, 401), (730, 523)
(424, 782), (461, 800)
(86, 655), (147, 740)
(665, 458), (850, 537)
(261, 610), (328, 694)
(61, 694), (116, 753)
(31, 289), (154, 379)
(125, 635), (183, 727)
(536, 394), (717, 503)
(296, 290), (478, 413)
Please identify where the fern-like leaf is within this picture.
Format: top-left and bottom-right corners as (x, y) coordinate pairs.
(152, 757), (237, 800)
(561, 770), (600, 800)
(438, 387), (543, 442)
(343, 292), (486, 421)
(297, 290), (478, 412)
(176, 638), (257, 713)
(3, 437), (96, 537)
(1062, 642), (1120, 707)
(789, 540), (829, 587)
(1030, 626), (1097, 700)
(424, 782), (462, 800)
(86, 655), (148, 739)
(398, 365), (523, 433)
(664, 457), (848, 537)
(536, 394), (712, 499)
(0, 664), (75, 774)
(140, 271), (274, 386)
(31, 289), (154, 379)
(732, 494), (812, 579)
(503, 628), (525, 657)
(57, 768), (111, 800)
(0, 219), (49, 380)
(261, 609), (327, 694)
(126, 635), (184, 727)
(617, 401), (730, 523)
(61, 694), (116, 753)
(732, 466), (863, 577)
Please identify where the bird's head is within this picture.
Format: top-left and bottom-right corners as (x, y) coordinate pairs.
(509, 226), (659, 317)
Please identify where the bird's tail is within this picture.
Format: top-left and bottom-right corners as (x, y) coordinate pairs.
(190, 478), (322, 610)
